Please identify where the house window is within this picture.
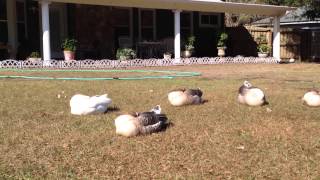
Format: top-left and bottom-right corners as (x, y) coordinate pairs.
(113, 7), (130, 36)
(139, 9), (156, 41)
(181, 12), (193, 38)
(16, 0), (27, 42)
(0, 0), (8, 43)
(199, 13), (221, 28)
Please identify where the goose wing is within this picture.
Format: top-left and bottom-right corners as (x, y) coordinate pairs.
(88, 95), (112, 108)
(137, 112), (167, 126)
(185, 89), (203, 97)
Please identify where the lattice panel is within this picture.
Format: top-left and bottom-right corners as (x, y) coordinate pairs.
(0, 57), (278, 69)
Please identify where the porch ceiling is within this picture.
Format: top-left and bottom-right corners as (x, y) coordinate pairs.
(42, 0), (296, 16)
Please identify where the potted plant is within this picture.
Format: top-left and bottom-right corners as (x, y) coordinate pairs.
(61, 38), (77, 61)
(163, 52), (172, 60)
(116, 48), (136, 60)
(183, 36), (196, 58)
(27, 51), (41, 62)
(217, 32), (228, 57)
(257, 44), (271, 58)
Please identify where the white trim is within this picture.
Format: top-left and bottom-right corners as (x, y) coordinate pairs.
(42, 0), (295, 16)
(273, 16), (281, 61)
(280, 21), (320, 25)
(138, 8), (156, 41)
(174, 9), (181, 61)
(199, 12), (221, 28)
(41, 0), (51, 62)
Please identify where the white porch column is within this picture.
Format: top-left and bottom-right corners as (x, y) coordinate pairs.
(41, 0), (51, 62)
(174, 10), (181, 62)
(273, 16), (281, 61)
(6, 0), (17, 59)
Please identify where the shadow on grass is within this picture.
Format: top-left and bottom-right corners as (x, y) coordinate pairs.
(106, 105), (121, 113)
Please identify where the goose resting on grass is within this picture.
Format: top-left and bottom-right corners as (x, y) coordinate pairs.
(70, 94), (112, 115)
(114, 105), (168, 137)
(168, 88), (203, 106)
(302, 90), (320, 107)
(238, 81), (268, 106)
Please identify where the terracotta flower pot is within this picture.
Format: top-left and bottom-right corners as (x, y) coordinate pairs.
(64, 51), (75, 61)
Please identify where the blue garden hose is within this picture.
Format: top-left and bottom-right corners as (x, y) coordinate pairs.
(0, 69), (201, 81)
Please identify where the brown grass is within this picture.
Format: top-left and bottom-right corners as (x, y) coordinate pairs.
(1, 63), (320, 179)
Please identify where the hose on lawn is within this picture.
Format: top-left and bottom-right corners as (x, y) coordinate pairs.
(0, 69), (201, 81)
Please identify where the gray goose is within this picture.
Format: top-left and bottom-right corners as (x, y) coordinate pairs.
(168, 88), (203, 106)
(238, 81), (268, 106)
(115, 105), (168, 137)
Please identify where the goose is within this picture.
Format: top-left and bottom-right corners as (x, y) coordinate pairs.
(238, 81), (268, 106)
(302, 90), (320, 107)
(70, 94), (112, 115)
(114, 105), (168, 137)
(168, 88), (203, 106)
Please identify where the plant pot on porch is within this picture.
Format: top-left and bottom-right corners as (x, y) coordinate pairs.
(163, 53), (172, 60)
(258, 52), (268, 58)
(27, 57), (42, 62)
(217, 47), (226, 57)
(182, 50), (193, 58)
(63, 50), (75, 61)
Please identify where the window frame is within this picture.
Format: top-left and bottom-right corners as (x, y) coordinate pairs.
(199, 12), (221, 28)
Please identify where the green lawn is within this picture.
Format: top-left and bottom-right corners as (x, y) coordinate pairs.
(0, 63), (320, 179)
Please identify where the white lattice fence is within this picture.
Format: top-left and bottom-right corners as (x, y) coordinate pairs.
(0, 57), (278, 69)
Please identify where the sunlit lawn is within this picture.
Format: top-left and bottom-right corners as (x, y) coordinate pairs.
(0, 63), (320, 179)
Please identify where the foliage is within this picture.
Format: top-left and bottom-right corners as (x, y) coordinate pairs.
(227, 0), (320, 20)
(217, 32), (228, 47)
(116, 48), (136, 60)
(185, 36), (196, 51)
(258, 44), (271, 53)
(256, 34), (268, 44)
(61, 38), (77, 52)
(28, 51), (40, 58)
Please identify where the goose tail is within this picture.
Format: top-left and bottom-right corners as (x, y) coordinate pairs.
(139, 121), (166, 135)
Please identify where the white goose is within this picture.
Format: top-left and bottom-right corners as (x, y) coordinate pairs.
(238, 81), (268, 106)
(168, 88), (203, 106)
(302, 90), (320, 107)
(70, 94), (112, 115)
(114, 105), (168, 137)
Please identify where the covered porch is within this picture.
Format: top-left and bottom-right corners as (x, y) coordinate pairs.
(1, 0), (295, 63)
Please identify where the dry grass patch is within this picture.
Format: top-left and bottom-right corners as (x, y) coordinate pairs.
(0, 63), (320, 179)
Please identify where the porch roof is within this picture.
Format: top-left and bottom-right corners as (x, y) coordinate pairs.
(44, 0), (296, 16)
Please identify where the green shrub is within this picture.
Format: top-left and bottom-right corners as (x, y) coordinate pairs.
(116, 48), (136, 60)
(217, 32), (228, 47)
(185, 36), (196, 51)
(29, 51), (40, 58)
(258, 44), (271, 53)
